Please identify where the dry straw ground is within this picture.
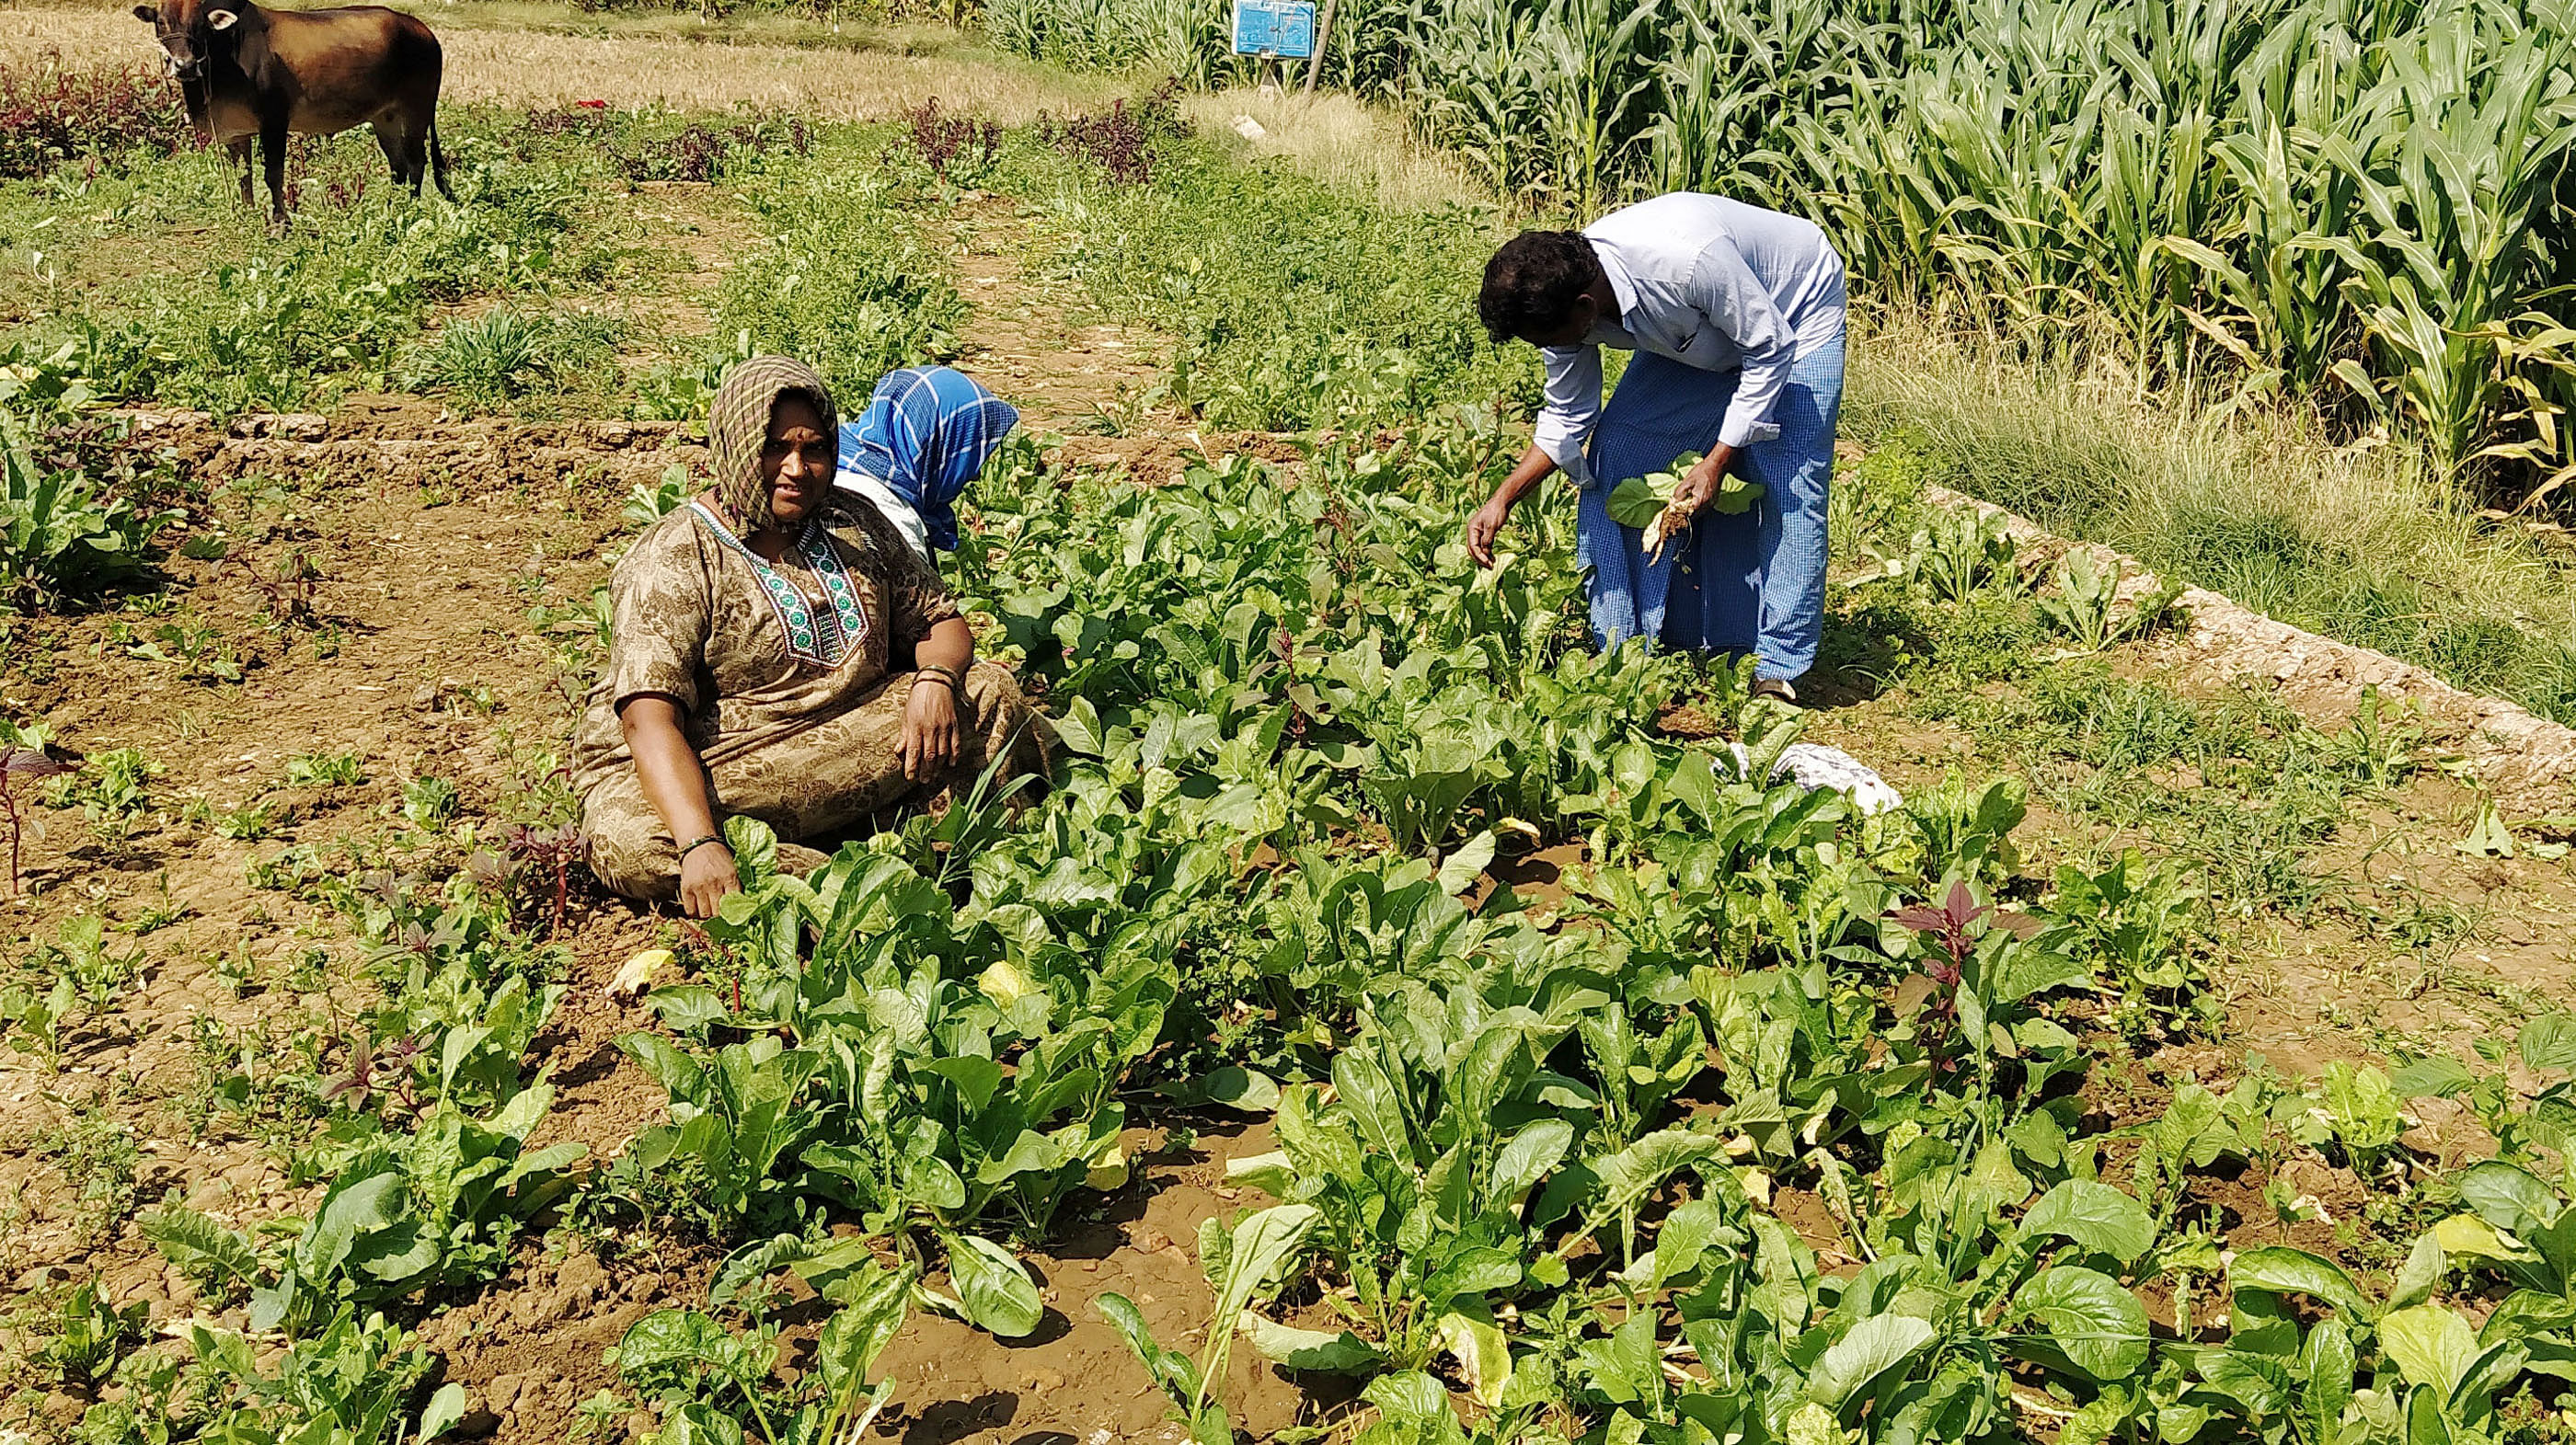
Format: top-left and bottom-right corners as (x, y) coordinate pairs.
(0, 2), (1118, 120)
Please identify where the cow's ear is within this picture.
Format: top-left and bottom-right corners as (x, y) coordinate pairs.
(207, 7), (239, 28)
(132, 4), (157, 22)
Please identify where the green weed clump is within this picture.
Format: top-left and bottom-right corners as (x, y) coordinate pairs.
(0, 361), (178, 607)
(632, 132), (966, 415)
(397, 307), (626, 409)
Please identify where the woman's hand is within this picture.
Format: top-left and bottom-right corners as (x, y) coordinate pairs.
(619, 694), (735, 918)
(1468, 445), (1563, 568)
(902, 674), (963, 781)
(680, 841), (739, 918)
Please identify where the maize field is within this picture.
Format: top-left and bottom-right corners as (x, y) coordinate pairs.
(988, 0), (2576, 502)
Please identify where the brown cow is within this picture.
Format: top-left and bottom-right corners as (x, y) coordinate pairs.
(132, 0), (452, 228)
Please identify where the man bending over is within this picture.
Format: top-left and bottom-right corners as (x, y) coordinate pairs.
(1467, 193), (1846, 704)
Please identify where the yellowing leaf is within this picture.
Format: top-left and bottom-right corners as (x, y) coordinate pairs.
(977, 960), (1035, 1008)
(1736, 1167), (1774, 1208)
(1085, 1135), (1130, 1193)
(2431, 1212), (2527, 1261)
(1435, 1304), (1513, 1405)
(609, 948), (672, 1002)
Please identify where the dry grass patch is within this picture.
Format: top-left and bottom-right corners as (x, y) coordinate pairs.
(0, 5), (1117, 121)
(1180, 85), (1478, 210)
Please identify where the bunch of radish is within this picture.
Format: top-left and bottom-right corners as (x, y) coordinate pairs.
(1605, 452), (1764, 562)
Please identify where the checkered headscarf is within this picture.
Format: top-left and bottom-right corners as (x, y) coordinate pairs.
(708, 355), (838, 533)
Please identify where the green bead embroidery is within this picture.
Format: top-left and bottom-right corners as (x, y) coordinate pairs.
(691, 502), (868, 669)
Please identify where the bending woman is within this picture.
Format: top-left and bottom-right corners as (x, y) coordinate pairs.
(835, 365), (1020, 566)
(574, 356), (1050, 916)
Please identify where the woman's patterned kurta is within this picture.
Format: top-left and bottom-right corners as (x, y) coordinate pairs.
(571, 493), (1049, 900)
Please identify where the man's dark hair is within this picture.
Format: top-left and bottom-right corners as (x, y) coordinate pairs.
(1478, 230), (1600, 344)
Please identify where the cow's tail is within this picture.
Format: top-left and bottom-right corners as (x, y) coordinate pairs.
(428, 112), (454, 201)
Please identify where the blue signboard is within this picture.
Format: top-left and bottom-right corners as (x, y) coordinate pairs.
(1231, 0), (1317, 57)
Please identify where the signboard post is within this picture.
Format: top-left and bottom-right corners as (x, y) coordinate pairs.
(1303, 0), (1338, 91)
(1231, 0), (1317, 89)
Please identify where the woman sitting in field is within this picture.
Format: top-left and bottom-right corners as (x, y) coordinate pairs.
(574, 356), (1050, 916)
(834, 364), (1020, 566)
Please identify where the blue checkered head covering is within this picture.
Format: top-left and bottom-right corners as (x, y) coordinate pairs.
(834, 367), (1018, 553)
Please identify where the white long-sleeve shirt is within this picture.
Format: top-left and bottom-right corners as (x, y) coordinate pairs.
(1534, 193), (1847, 487)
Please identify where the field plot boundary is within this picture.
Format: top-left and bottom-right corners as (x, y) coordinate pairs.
(1926, 480), (2576, 812)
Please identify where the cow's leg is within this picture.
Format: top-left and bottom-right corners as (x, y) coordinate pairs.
(398, 123), (431, 198)
(371, 121), (408, 187)
(259, 111), (289, 232)
(228, 138), (254, 208)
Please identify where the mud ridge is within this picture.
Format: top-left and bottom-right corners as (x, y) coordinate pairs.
(118, 407), (707, 496)
(1927, 481), (2576, 814)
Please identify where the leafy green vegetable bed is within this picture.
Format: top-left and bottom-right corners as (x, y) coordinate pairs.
(534, 419), (2576, 1444)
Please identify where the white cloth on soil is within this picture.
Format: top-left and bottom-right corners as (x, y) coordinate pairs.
(1722, 740), (1903, 816)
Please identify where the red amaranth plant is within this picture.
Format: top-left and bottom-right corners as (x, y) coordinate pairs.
(1886, 878), (1991, 1072)
(0, 51), (192, 180)
(1889, 878), (1989, 980)
(505, 822), (591, 937)
(902, 97), (1001, 183)
(520, 106), (812, 182)
(320, 1029), (426, 1122)
(217, 548), (324, 627)
(1035, 78), (1186, 186)
(0, 743), (74, 895)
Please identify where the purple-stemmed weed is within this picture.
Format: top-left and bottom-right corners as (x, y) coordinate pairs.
(0, 742), (73, 895)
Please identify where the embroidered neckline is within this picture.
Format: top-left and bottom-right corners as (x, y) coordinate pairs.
(689, 501), (868, 669)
